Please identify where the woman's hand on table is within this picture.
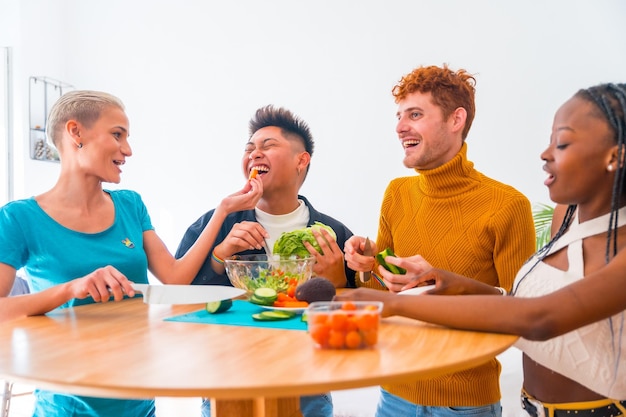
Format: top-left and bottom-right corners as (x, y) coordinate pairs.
(401, 268), (499, 295)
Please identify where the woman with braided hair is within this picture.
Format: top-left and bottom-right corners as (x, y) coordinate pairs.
(337, 83), (626, 417)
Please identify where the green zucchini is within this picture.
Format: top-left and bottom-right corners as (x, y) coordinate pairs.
(253, 287), (278, 303)
(205, 299), (233, 314)
(249, 295), (269, 305)
(249, 295), (275, 307)
(251, 310), (296, 321)
(376, 248), (407, 274)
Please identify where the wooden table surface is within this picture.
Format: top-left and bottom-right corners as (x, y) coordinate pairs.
(0, 297), (517, 416)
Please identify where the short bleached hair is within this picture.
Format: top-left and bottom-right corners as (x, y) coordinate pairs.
(46, 90), (125, 148)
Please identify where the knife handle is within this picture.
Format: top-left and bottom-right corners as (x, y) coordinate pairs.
(360, 271), (372, 283)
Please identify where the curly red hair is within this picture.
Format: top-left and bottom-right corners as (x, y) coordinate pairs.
(392, 64), (477, 139)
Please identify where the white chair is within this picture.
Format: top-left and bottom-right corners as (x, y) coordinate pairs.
(1, 382), (11, 417)
(1, 275), (33, 417)
(1, 379), (33, 417)
(8, 275), (29, 297)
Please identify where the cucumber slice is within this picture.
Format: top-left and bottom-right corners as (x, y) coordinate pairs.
(251, 310), (296, 321)
(249, 294), (274, 306)
(376, 248), (407, 274)
(205, 299), (233, 314)
(253, 287), (278, 303)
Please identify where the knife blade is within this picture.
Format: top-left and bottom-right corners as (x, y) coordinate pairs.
(360, 237), (373, 283)
(130, 283), (246, 305)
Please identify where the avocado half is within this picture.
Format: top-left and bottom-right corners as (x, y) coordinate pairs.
(295, 277), (336, 303)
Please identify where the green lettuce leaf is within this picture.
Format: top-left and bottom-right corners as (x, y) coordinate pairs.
(273, 221), (337, 257)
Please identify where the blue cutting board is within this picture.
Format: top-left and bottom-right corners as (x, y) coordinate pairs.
(165, 300), (307, 331)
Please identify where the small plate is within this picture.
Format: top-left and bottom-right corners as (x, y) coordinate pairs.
(398, 285), (436, 296)
(258, 305), (306, 314)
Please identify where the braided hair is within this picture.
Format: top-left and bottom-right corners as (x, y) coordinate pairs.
(513, 83), (626, 294)
(576, 83), (626, 262)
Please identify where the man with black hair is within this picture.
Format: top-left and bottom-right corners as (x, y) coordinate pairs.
(176, 105), (356, 417)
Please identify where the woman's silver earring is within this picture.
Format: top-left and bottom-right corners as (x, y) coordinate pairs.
(77, 143), (83, 149)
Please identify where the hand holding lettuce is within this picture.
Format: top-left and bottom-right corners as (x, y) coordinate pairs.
(273, 222), (337, 258)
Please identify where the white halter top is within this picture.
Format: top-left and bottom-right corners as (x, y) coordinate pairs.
(513, 207), (626, 399)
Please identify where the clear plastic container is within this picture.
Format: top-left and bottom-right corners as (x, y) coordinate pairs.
(306, 301), (383, 349)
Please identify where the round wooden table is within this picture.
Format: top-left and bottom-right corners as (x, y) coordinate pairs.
(0, 298), (517, 417)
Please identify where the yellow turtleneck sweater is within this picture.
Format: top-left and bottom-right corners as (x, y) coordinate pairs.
(361, 143), (536, 406)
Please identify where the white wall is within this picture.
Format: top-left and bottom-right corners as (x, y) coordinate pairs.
(1, 0), (68, 204)
(2, 0), (626, 253)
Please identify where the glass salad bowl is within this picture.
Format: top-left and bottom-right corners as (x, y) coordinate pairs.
(224, 254), (316, 299)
